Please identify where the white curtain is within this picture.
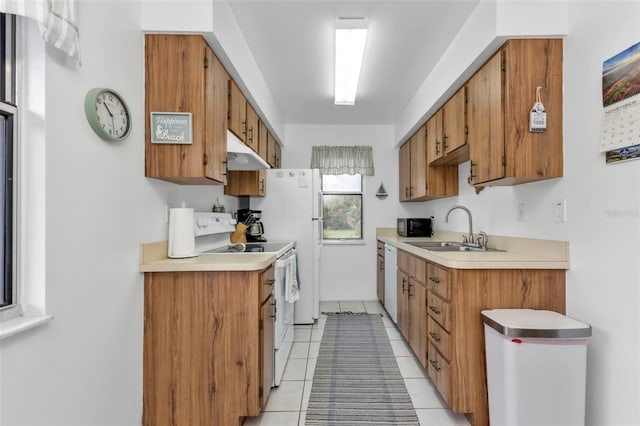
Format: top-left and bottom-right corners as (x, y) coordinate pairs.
(0, 0), (80, 64)
(311, 145), (375, 176)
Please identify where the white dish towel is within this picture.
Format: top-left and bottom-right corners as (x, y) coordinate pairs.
(281, 251), (299, 303)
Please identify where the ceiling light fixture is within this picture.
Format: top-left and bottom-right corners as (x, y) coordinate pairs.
(334, 17), (368, 106)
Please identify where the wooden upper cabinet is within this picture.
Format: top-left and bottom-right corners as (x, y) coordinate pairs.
(400, 124), (458, 203)
(467, 51), (504, 185)
(399, 142), (411, 201)
(440, 87), (468, 164)
(410, 125), (428, 199)
(267, 132), (281, 168)
(144, 34), (227, 185)
(224, 169), (266, 197)
(427, 110), (443, 164)
(258, 120), (268, 162)
(246, 104), (259, 153)
(228, 79), (247, 142)
(468, 39), (563, 186)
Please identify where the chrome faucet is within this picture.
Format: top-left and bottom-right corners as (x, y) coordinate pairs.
(445, 205), (474, 246)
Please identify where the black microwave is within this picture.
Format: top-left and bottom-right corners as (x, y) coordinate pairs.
(397, 218), (433, 237)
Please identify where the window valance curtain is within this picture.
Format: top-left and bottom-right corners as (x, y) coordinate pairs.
(0, 0), (80, 64)
(311, 145), (374, 176)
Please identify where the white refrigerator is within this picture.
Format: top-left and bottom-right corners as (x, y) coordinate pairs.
(251, 169), (322, 324)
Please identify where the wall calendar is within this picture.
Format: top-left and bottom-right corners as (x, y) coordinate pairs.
(600, 41), (640, 163)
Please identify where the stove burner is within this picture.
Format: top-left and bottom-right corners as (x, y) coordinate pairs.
(202, 241), (293, 256)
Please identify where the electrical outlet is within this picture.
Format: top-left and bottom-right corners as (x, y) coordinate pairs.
(553, 200), (567, 223)
(518, 203), (525, 222)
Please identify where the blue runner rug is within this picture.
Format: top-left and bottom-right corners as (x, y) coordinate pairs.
(305, 313), (419, 425)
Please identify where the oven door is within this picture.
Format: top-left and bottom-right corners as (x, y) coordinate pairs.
(274, 252), (295, 386)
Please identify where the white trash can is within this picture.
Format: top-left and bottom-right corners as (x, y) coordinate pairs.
(481, 309), (591, 426)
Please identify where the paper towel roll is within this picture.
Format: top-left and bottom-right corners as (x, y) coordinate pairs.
(168, 208), (197, 258)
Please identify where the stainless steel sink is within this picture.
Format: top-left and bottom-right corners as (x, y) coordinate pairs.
(406, 241), (462, 249)
(407, 241), (505, 253)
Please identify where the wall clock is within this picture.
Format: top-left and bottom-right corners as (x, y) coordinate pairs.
(84, 88), (131, 141)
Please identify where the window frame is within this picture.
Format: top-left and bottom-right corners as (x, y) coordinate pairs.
(321, 173), (364, 242)
(0, 13), (19, 321)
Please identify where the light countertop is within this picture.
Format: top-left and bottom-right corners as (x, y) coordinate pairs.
(139, 241), (276, 272)
(376, 228), (569, 270)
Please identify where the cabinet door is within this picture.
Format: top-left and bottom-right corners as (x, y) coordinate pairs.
(261, 295), (275, 408)
(409, 125), (427, 199)
(377, 254), (385, 304)
(408, 281), (428, 369)
(427, 110), (443, 164)
(397, 269), (409, 338)
(246, 104), (259, 153)
(398, 142), (411, 201)
(442, 87), (467, 156)
(467, 50), (505, 185)
(275, 143), (282, 168)
(145, 34), (213, 184)
(267, 132), (278, 168)
(204, 48), (229, 184)
(224, 169), (266, 197)
(258, 120), (268, 162)
(228, 79), (247, 142)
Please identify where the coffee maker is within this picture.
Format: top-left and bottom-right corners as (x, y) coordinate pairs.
(236, 209), (267, 242)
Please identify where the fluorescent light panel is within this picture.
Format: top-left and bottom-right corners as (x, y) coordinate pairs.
(334, 18), (368, 106)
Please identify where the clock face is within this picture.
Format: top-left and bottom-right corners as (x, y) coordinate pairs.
(95, 91), (130, 139)
(84, 88), (131, 141)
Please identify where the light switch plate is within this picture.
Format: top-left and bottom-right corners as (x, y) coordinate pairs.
(553, 200), (567, 223)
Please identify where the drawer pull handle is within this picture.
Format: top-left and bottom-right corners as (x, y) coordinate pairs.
(429, 359), (441, 372)
(429, 331), (440, 342)
(428, 276), (440, 284)
(265, 279), (275, 286)
(428, 305), (441, 315)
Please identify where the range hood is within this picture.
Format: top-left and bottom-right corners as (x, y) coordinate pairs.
(226, 130), (271, 171)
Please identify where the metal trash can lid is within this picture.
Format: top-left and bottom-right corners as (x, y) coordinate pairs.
(481, 309), (592, 338)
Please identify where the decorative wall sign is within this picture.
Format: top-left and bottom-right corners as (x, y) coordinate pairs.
(600, 41), (640, 160)
(150, 112), (192, 144)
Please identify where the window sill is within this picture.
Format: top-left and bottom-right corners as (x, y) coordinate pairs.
(0, 314), (53, 340)
(322, 239), (366, 246)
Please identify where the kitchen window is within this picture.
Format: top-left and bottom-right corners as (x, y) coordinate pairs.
(0, 12), (17, 320)
(321, 174), (363, 240)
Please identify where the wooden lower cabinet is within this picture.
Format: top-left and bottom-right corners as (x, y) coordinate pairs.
(425, 264), (566, 426)
(260, 296), (275, 408)
(393, 249), (566, 426)
(397, 250), (428, 368)
(143, 265), (275, 426)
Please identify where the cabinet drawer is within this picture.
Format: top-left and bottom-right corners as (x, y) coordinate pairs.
(427, 263), (451, 300)
(377, 240), (384, 256)
(427, 291), (451, 332)
(427, 316), (452, 362)
(427, 342), (451, 405)
(398, 250), (411, 272)
(411, 256), (427, 285)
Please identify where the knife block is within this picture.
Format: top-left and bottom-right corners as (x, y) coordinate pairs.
(230, 223), (248, 244)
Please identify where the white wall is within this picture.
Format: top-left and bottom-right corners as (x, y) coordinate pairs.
(283, 124), (397, 301)
(0, 2), (234, 425)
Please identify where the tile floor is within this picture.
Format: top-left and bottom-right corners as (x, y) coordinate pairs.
(244, 301), (470, 426)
